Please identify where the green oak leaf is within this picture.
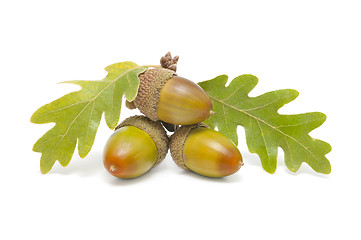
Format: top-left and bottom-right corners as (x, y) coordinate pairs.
(198, 74), (331, 174)
(31, 61), (147, 173)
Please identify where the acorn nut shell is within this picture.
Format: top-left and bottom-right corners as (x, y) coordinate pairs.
(103, 115), (169, 178)
(170, 124), (243, 178)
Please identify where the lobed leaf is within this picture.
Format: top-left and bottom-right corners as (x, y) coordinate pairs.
(31, 62), (147, 173)
(198, 74), (331, 174)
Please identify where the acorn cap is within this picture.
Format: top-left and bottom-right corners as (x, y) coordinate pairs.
(169, 123), (209, 170)
(115, 115), (169, 167)
(131, 68), (176, 121)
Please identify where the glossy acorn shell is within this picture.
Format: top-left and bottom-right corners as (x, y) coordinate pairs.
(103, 126), (158, 179)
(131, 68), (213, 125)
(156, 76), (213, 125)
(170, 124), (243, 178)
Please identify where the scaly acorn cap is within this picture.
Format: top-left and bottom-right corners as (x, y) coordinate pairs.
(131, 68), (176, 121)
(169, 123), (209, 170)
(115, 115), (169, 167)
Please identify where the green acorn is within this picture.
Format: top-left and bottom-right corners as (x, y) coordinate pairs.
(170, 123), (243, 178)
(127, 52), (213, 126)
(103, 116), (169, 178)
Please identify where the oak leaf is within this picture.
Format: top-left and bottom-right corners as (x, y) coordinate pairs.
(31, 62), (147, 173)
(198, 74), (331, 174)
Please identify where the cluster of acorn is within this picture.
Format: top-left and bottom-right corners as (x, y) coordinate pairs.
(103, 53), (243, 178)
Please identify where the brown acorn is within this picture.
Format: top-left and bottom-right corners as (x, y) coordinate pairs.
(170, 123), (243, 178)
(103, 115), (169, 179)
(127, 52), (213, 126)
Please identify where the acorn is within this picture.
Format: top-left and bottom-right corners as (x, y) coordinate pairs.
(127, 52), (213, 125)
(170, 123), (243, 178)
(103, 115), (169, 179)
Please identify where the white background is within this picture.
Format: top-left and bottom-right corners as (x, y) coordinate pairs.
(1, 0), (360, 239)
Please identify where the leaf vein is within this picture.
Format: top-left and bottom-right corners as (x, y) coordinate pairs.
(221, 81), (249, 102)
(222, 104), (230, 136)
(84, 101), (95, 146)
(35, 100), (90, 118)
(285, 137), (293, 167)
(275, 118), (324, 129)
(242, 98), (282, 111)
(256, 119), (272, 168)
(36, 135), (64, 148)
